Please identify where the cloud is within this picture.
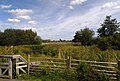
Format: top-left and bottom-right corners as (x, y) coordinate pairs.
(37, 1), (120, 40)
(70, 0), (87, 5)
(7, 9), (34, 22)
(102, 1), (120, 9)
(7, 9), (33, 16)
(69, 0), (87, 9)
(17, 15), (31, 20)
(8, 18), (20, 23)
(68, 6), (74, 9)
(0, 4), (12, 9)
(28, 21), (37, 24)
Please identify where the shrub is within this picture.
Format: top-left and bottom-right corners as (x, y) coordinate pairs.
(76, 62), (109, 81)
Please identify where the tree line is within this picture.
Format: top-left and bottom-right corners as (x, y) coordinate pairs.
(0, 29), (42, 46)
(73, 16), (120, 50)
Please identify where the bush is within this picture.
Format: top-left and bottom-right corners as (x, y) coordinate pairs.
(76, 63), (109, 81)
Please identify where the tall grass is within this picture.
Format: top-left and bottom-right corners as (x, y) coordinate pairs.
(0, 44), (120, 62)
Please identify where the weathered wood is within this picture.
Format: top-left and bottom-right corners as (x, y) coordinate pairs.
(90, 65), (116, 69)
(0, 55), (28, 79)
(20, 68), (26, 73)
(38, 61), (66, 65)
(16, 65), (27, 69)
(8, 58), (12, 79)
(16, 62), (26, 65)
(16, 58), (19, 75)
(0, 68), (2, 76)
(0, 55), (21, 59)
(30, 57), (67, 61)
(94, 69), (117, 73)
(72, 59), (117, 65)
(27, 54), (30, 75)
(2, 67), (9, 75)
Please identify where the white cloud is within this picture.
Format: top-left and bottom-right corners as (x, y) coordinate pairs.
(102, 2), (120, 9)
(68, 6), (74, 9)
(17, 15), (31, 20)
(69, 0), (87, 9)
(70, 0), (87, 5)
(0, 4), (12, 9)
(7, 9), (33, 16)
(8, 18), (20, 23)
(37, 1), (120, 40)
(28, 21), (37, 25)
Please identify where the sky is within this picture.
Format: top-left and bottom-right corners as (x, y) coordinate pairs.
(0, 0), (120, 40)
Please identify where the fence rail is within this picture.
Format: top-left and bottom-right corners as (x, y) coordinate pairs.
(29, 55), (118, 81)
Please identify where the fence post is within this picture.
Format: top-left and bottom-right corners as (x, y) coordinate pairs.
(8, 58), (12, 79)
(67, 56), (71, 69)
(118, 60), (120, 81)
(27, 54), (30, 75)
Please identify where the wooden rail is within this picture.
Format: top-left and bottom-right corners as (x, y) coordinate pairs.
(29, 56), (118, 81)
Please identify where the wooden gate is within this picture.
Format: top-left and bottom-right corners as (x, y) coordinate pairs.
(29, 56), (118, 81)
(0, 55), (27, 79)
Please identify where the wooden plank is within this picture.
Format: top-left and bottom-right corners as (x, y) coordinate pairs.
(72, 59), (117, 65)
(40, 65), (66, 68)
(16, 65), (27, 69)
(20, 68), (26, 73)
(16, 58), (19, 75)
(16, 62), (26, 65)
(30, 57), (67, 61)
(90, 65), (116, 69)
(94, 69), (117, 73)
(0, 68), (2, 76)
(0, 55), (21, 59)
(2, 67), (9, 75)
(105, 73), (117, 76)
(39, 61), (66, 65)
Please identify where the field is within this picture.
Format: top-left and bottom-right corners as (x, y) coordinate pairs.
(0, 43), (120, 62)
(0, 42), (120, 81)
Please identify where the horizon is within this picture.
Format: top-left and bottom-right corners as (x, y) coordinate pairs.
(0, 0), (120, 40)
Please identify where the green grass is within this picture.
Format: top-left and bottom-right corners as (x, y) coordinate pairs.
(0, 44), (120, 62)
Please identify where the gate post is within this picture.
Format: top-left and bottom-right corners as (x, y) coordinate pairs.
(8, 58), (12, 79)
(27, 54), (30, 75)
(67, 56), (71, 69)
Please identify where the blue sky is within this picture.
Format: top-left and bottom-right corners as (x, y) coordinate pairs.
(0, 0), (120, 40)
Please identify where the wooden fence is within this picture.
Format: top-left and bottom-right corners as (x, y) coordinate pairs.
(0, 55), (27, 79)
(28, 55), (119, 81)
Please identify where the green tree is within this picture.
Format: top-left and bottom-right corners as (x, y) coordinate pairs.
(73, 28), (94, 46)
(97, 16), (120, 50)
(97, 16), (120, 37)
(0, 29), (42, 46)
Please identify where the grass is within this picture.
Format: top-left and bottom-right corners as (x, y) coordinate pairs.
(0, 44), (120, 62)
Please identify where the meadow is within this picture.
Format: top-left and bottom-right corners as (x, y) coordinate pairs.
(0, 43), (120, 81)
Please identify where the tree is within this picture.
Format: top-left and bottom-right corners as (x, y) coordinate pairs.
(97, 16), (120, 50)
(73, 28), (94, 46)
(97, 16), (120, 37)
(0, 29), (42, 46)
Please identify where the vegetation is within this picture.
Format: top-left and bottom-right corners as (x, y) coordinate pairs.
(0, 15), (120, 81)
(0, 29), (42, 46)
(73, 16), (120, 50)
(73, 28), (94, 46)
